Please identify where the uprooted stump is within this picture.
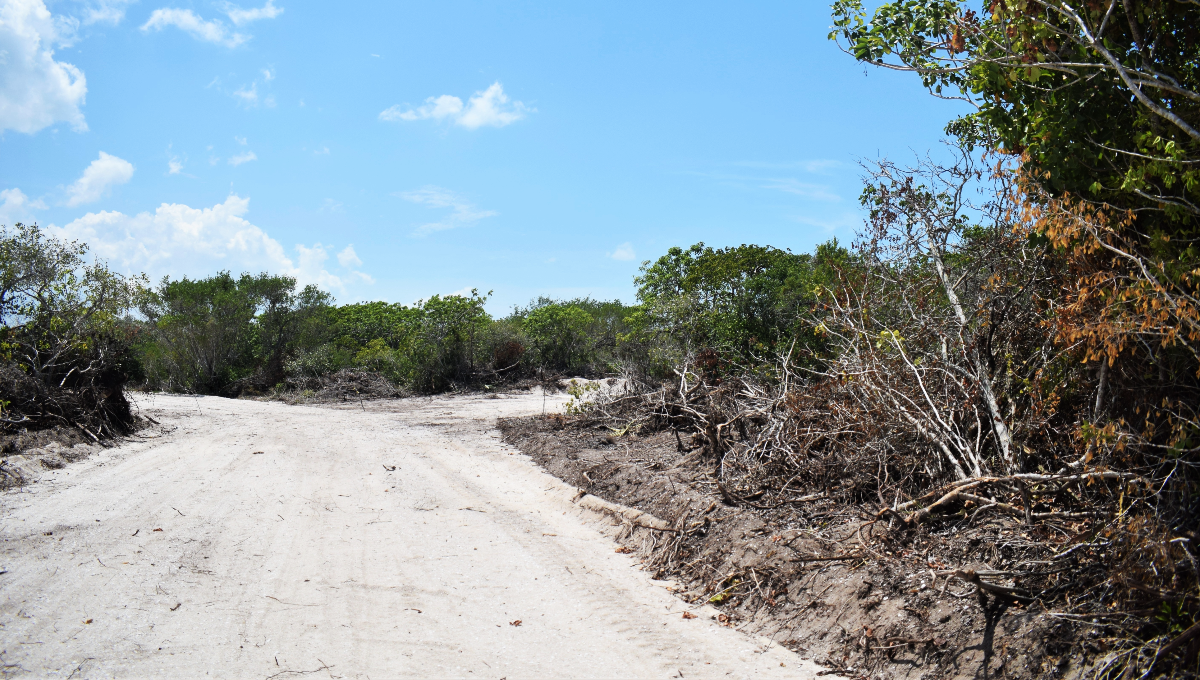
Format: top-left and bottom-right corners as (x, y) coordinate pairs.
(1, 362), (136, 443)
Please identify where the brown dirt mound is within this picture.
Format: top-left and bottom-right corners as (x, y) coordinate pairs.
(0, 427), (105, 490)
(500, 414), (1097, 680)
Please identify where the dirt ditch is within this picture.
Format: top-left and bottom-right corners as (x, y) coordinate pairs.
(500, 413), (1096, 680)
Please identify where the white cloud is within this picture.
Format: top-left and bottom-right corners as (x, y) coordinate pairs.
(336, 245), (361, 267)
(228, 151), (257, 166)
(734, 160), (843, 174)
(78, 0), (136, 25)
(397, 186), (496, 236)
(234, 135), (247, 145)
(762, 178), (840, 202)
(233, 82), (257, 105)
(379, 95), (461, 123)
(793, 213), (860, 233)
(291, 243), (342, 291)
(223, 0), (283, 26)
(801, 160), (842, 174)
(458, 83), (530, 129)
(261, 66), (274, 81)
(0, 0), (88, 134)
(379, 82), (530, 129)
(610, 242), (636, 261)
(232, 76), (274, 107)
(140, 8), (247, 47)
(49, 195), (366, 292)
(168, 158), (183, 174)
(1, 187), (46, 225)
(65, 151), (134, 206)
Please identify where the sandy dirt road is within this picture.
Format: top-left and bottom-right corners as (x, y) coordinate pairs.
(0, 391), (820, 679)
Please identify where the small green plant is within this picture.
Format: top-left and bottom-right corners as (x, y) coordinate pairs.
(564, 379), (600, 414)
(708, 577), (741, 604)
(1155, 600), (1190, 637)
(354, 338), (402, 380)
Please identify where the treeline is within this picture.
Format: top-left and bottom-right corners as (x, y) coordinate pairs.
(132, 275), (633, 394)
(0, 222), (851, 408)
(142, 239), (848, 395)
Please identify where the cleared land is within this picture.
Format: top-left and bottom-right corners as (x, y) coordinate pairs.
(0, 391), (818, 679)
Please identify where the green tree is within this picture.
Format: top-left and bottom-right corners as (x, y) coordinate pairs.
(633, 242), (847, 368)
(139, 273), (259, 392)
(244, 276), (332, 386)
(139, 272), (330, 393)
(522, 303), (595, 372)
(830, 0), (1199, 215)
(0, 223), (141, 434)
(400, 291), (493, 392)
(505, 297), (639, 376)
(326, 301), (419, 351)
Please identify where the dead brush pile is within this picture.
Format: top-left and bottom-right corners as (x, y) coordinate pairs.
(279, 368), (406, 403)
(584, 370), (1197, 677)
(570, 156), (1199, 678)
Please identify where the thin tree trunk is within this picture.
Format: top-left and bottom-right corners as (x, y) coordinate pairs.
(928, 236), (1017, 475)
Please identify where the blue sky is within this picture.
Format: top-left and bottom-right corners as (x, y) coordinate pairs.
(0, 0), (963, 311)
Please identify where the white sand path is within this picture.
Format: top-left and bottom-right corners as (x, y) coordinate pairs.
(0, 391), (819, 679)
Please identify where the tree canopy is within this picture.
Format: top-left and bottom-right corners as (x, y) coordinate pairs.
(831, 0), (1199, 219)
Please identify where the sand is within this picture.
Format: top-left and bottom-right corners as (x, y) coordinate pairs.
(0, 390), (819, 679)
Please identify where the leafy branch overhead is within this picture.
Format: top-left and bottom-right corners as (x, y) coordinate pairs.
(831, 0), (1199, 218)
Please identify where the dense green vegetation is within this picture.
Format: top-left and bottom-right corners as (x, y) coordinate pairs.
(117, 241), (850, 396)
(0, 226), (850, 402)
(136, 272), (331, 394)
(630, 241), (848, 373)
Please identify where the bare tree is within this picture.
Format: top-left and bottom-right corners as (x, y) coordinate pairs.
(811, 153), (1056, 478)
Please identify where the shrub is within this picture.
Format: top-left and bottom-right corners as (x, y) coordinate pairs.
(630, 241), (848, 375)
(138, 272), (331, 394)
(0, 223), (141, 437)
(523, 303), (594, 372)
